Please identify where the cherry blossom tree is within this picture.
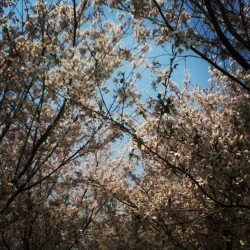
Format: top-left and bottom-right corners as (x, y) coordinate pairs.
(0, 0), (141, 248)
(1, 0), (250, 249)
(85, 0), (250, 249)
(86, 79), (250, 248)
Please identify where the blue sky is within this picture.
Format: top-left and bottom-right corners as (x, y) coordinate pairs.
(101, 7), (211, 106)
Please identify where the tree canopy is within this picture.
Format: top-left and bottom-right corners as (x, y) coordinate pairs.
(0, 0), (250, 249)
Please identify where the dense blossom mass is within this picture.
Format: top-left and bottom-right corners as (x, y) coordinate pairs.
(0, 0), (250, 249)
